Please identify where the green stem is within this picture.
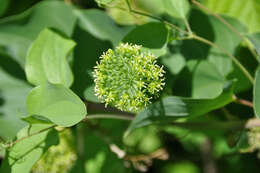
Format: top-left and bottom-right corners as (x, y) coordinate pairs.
(192, 34), (254, 84)
(86, 114), (134, 121)
(191, 0), (259, 62)
(120, 1), (254, 84)
(5, 125), (56, 148)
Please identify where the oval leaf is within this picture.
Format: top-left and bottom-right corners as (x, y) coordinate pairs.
(192, 61), (225, 98)
(26, 83), (87, 127)
(0, 1), (77, 66)
(25, 28), (75, 87)
(0, 124), (58, 173)
(123, 22), (168, 57)
(163, 0), (190, 19)
(125, 82), (234, 136)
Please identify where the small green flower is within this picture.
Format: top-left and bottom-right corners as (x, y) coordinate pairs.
(93, 43), (165, 112)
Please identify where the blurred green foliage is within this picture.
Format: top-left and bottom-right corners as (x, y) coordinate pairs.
(0, 0), (260, 173)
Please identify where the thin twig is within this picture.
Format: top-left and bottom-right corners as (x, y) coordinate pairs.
(232, 95), (254, 108)
(201, 138), (218, 173)
(87, 114), (134, 121)
(117, 1), (254, 84)
(172, 118), (260, 131)
(5, 125), (56, 148)
(191, 0), (259, 62)
(192, 34), (254, 84)
(183, 17), (193, 34)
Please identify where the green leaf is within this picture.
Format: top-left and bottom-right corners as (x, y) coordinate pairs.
(73, 9), (130, 46)
(26, 83), (87, 127)
(0, 53), (31, 141)
(208, 15), (247, 77)
(204, 0), (260, 33)
(123, 22), (168, 56)
(254, 67), (260, 118)
(248, 33), (260, 60)
(192, 61), (225, 98)
(21, 115), (53, 125)
(0, 124), (59, 173)
(95, 0), (114, 5)
(25, 28), (75, 87)
(163, 0), (190, 19)
(0, 0), (9, 17)
(125, 81), (234, 136)
(161, 53), (186, 75)
(0, 1), (76, 66)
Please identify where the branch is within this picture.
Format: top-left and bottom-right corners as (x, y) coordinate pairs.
(191, 0), (259, 62)
(172, 118), (260, 131)
(192, 34), (254, 84)
(84, 100), (135, 120)
(232, 95), (254, 108)
(5, 125), (56, 148)
(110, 1), (254, 84)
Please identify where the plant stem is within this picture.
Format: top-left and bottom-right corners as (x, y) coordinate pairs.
(192, 34), (254, 84)
(119, 1), (254, 84)
(232, 95), (254, 108)
(183, 17), (192, 34)
(86, 114), (134, 121)
(6, 125), (56, 148)
(191, 0), (259, 62)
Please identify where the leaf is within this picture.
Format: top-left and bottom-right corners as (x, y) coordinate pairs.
(123, 22), (168, 56)
(95, 0), (114, 5)
(73, 9), (130, 46)
(254, 67), (260, 118)
(161, 53), (186, 75)
(21, 115), (53, 125)
(125, 81), (234, 136)
(208, 15), (247, 77)
(0, 0), (9, 17)
(163, 0), (190, 19)
(25, 28), (75, 87)
(0, 1), (76, 66)
(0, 124), (59, 173)
(204, 0), (260, 33)
(248, 33), (260, 60)
(0, 53), (31, 141)
(192, 61), (225, 98)
(26, 83), (87, 127)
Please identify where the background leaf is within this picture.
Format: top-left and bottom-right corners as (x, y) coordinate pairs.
(126, 82), (234, 136)
(0, 53), (31, 141)
(0, 0), (9, 17)
(25, 28), (75, 87)
(204, 0), (260, 33)
(123, 22), (168, 56)
(254, 67), (260, 118)
(192, 60), (225, 98)
(74, 9), (131, 46)
(248, 33), (260, 60)
(163, 0), (190, 19)
(0, 124), (58, 173)
(0, 1), (76, 66)
(26, 83), (86, 127)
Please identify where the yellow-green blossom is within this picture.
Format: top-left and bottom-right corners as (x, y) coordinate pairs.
(93, 43), (165, 112)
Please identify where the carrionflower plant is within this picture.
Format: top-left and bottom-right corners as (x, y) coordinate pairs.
(93, 43), (165, 112)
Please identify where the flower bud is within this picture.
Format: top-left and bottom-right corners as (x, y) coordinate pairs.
(93, 43), (165, 112)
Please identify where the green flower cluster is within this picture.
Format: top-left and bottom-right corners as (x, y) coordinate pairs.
(93, 43), (165, 112)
